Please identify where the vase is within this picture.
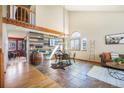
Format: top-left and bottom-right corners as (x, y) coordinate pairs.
(118, 61), (122, 65)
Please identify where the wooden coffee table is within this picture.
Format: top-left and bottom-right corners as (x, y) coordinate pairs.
(106, 62), (124, 70)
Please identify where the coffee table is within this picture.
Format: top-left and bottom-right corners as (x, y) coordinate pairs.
(106, 62), (124, 70)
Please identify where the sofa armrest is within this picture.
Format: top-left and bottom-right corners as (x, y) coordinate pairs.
(99, 54), (106, 66)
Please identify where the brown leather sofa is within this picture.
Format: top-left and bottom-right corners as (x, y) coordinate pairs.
(99, 52), (124, 70)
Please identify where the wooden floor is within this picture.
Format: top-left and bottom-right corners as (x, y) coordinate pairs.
(5, 60), (117, 88)
(36, 60), (117, 88)
(5, 62), (60, 88)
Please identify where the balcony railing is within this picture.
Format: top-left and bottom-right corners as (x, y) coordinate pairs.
(2, 5), (64, 36)
(5, 5), (35, 25)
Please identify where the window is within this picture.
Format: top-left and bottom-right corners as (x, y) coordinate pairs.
(70, 32), (80, 51)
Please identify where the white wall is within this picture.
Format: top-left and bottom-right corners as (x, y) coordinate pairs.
(63, 9), (70, 50)
(64, 9), (69, 35)
(36, 5), (64, 32)
(69, 11), (124, 62)
(8, 30), (28, 38)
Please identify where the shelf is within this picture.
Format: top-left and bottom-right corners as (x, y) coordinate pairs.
(30, 41), (49, 43)
(29, 32), (64, 54)
(29, 36), (44, 39)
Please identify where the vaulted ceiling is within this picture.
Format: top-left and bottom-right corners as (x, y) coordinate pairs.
(64, 5), (124, 11)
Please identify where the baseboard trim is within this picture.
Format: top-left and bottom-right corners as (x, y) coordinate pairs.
(76, 58), (101, 65)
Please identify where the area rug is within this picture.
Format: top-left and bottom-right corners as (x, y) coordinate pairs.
(87, 66), (124, 88)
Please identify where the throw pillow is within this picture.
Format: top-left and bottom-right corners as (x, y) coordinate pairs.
(111, 52), (119, 60)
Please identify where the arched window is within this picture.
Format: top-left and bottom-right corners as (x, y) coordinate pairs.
(70, 32), (80, 51)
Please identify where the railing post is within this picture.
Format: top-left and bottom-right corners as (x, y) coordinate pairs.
(6, 5), (36, 25)
(21, 7), (22, 22)
(24, 9), (26, 22)
(16, 6), (18, 21)
(29, 13), (32, 24)
(12, 5), (14, 19)
(7, 5), (10, 18)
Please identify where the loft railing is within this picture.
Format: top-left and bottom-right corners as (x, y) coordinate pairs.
(2, 5), (64, 36)
(5, 5), (35, 25)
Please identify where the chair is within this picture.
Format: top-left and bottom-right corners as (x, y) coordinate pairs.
(69, 52), (76, 63)
(8, 51), (12, 60)
(72, 52), (76, 63)
(62, 53), (71, 64)
(55, 54), (59, 63)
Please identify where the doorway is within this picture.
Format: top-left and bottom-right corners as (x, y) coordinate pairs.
(7, 30), (29, 66)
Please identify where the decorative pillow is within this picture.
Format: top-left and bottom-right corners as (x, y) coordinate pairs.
(111, 52), (119, 60)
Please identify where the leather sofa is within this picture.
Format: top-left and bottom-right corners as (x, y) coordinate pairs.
(99, 52), (124, 70)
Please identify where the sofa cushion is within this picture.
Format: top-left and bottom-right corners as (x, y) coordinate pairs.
(111, 52), (119, 60)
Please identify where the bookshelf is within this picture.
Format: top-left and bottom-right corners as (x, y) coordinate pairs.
(29, 32), (63, 59)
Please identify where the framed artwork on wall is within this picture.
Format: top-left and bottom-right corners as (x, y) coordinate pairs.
(81, 38), (87, 51)
(105, 33), (124, 44)
(9, 40), (16, 51)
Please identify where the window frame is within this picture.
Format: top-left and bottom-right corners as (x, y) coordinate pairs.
(70, 37), (80, 51)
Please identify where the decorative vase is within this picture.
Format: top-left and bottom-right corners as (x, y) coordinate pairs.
(118, 61), (122, 65)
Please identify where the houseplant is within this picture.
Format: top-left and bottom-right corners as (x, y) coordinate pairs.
(122, 58), (124, 63)
(112, 58), (124, 65)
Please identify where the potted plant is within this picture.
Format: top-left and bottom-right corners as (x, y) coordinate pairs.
(112, 58), (123, 65)
(122, 58), (124, 63)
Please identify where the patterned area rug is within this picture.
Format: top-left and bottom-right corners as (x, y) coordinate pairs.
(87, 66), (124, 88)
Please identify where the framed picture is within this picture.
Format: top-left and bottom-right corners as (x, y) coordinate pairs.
(9, 40), (16, 51)
(105, 33), (124, 44)
(81, 38), (87, 51)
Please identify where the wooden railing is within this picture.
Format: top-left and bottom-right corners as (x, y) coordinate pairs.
(0, 48), (4, 88)
(6, 5), (35, 25)
(3, 5), (65, 36)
